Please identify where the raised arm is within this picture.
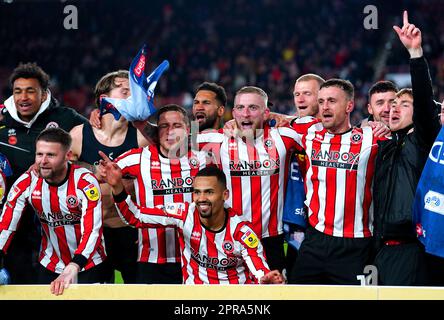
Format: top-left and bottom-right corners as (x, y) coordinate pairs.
(393, 10), (441, 144)
(98, 151), (185, 228)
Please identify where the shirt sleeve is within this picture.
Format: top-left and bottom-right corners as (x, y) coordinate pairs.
(410, 56), (442, 145)
(0, 172), (31, 254)
(115, 148), (143, 178)
(72, 172), (104, 269)
(234, 223), (270, 283)
(113, 189), (186, 229)
(65, 107), (88, 128)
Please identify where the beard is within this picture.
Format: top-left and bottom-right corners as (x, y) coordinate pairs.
(39, 166), (65, 182)
(195, 113), (218, 131)
(196, 201), (212, 218)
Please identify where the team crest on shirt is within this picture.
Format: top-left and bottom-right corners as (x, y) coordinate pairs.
(228, 141), (237, 150)
(7, 185), (20, 202)
(46, 122), (59, 129)
(189, 157), (200, 169)
(83, 183), (100, 201)
(351, 131), (363, 144)
(151, 161), (160, 168)
(222, 240), (234, 253)
(241, 229), (259, 248)
(264, 139), (274, 149)
(66, 195), (79, 208)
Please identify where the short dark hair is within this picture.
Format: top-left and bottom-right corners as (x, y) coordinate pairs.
(368, 81), (398, 100)
(320, 79), (354, 100)
(156, 104), (190, 127)
(94, 70), (129, 107)
(10, 62), (50, 91)
(196, 82), (227, 106)
(195, 166), (227, 189)
(36, 127), (72, 151)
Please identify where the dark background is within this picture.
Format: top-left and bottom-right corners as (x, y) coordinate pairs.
(1, 0), (443, 124)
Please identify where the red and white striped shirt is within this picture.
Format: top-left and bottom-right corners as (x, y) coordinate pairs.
(291, 117), (381, 238)
(116, 145), (208, 264)
(196, 125), (302, 239)
(115, 195), (270, 284)
(0, 164), (106, 273)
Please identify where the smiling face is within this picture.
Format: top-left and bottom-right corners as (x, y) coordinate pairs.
(13, 78), (48, 122)
(193, 175), (229, 220)
(232, 92), (269, 139)
(35, 140), (71, 184)
(318, 86), (354, 134)
(367, 91), (396, 126)
(389, 93), (413, 132)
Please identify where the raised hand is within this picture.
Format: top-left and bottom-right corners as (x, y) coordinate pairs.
(393, 10), (423, 58)
(89, 108), (102, 129)
(97, 151), (124, 193)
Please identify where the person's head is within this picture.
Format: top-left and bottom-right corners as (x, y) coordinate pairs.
(35, 128), (72, 184)
(94, 70), (130, 107)
(293, 73), (325, 118)
(318, 79), (354, 134)
(232, 86), (270, 139)
(390, 88), (414, 132)
(367, 81), (398, 125)
(193, 166), (229, 221)
(192, 82), (226, 131)
(10, 62), (50, 122)
(156, 104), (190, 157)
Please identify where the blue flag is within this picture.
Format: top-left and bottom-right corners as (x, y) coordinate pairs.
(413, 126), (444, 258)
(101, 45), (169, 121)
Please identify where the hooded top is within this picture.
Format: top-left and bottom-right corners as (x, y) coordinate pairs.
(0, 91), (87, 188)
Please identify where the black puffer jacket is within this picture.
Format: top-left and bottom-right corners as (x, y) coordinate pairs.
(373, 56), (442, 242)
(0, 95), (87, 188)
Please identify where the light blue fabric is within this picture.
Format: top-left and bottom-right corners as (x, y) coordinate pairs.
(102, 45), (169, 121)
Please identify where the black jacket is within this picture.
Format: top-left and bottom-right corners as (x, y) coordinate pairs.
(0, 96), (87, 189)
(373, 56), (442, 241)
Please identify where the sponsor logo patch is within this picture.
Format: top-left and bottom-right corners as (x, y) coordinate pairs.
(424, 191), (444, 214)
(83, 183), (100, 201)
(164, 203), (185, 217)
(7, 185), (20, 202)
(241, 229), (259, 248)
